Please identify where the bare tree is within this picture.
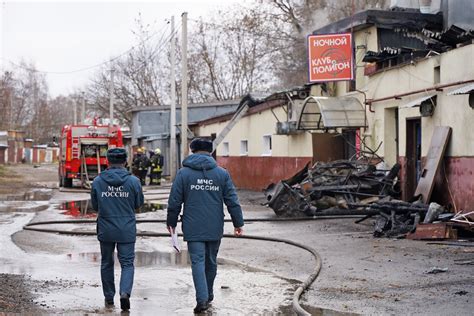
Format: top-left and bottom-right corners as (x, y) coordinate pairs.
(0, 61), (78, 143)
(188, 7), (275, 102)
(82, 0), (390, 122)
(0, 71), (15, 130)
(256, 0), (389, 87)
(86, 15), (169, 126)
(41, 94), (76, 141)
(326, 0), (390, 21)
(0, 62), (48, 137)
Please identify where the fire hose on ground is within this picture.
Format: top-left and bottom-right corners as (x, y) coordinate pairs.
(23, 215), (366, 316)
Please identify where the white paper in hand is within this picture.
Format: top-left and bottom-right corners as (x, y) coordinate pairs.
(170, 229), (180, 253)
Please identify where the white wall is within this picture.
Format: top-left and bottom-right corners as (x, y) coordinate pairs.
(197, 106), (313, 157)
(364, 44), (474, 162)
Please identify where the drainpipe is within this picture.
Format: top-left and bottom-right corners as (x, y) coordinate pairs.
(355, 89), (369, 124)
(354, 89), (368, 156)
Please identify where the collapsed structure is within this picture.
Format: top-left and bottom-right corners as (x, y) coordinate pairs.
(264, 160), (401, 218)
(264, 154), (472, 239)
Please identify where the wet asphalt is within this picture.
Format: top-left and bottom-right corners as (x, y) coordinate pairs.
(1, 164), (473, 315)
(1, 181), (300, 315)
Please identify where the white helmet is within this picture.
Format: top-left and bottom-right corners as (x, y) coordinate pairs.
(154, 148), (161, 155)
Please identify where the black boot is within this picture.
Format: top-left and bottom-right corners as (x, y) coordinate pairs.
(104, 299), (114, 308)
(193, 301), (209, 313)
(120, 293), (130, 311)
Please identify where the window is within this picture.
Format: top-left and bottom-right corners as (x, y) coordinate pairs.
(434, 66), (440, 84)
(240, 140), (248, 156)
(222, 142), (229, 156)
(262, 135), (272, 156)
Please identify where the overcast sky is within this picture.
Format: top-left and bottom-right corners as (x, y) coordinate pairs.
(0, 0), (242, 97)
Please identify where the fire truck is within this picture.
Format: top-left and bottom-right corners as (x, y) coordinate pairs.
(58, 122), (123, 188)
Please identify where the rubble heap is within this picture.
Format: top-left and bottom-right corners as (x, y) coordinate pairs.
(263, 160), (451, 238)
(264, 160), (401, 217)
(264, 159), (474, 239)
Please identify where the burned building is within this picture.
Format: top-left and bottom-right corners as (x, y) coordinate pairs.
(307, 3), (474, 210)
(194, 89), (320, 190)
(195, 2), (474, 216)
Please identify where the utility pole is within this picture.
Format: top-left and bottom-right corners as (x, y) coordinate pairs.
(81, 91), (86, 123)
(73, 98), (77, 125)
(109, 66), (115, 125)
(34, 82), (39, 139)
(9, 88), (13, 130)
(180, 12), (188, 162)
(170, 15), (177, 180)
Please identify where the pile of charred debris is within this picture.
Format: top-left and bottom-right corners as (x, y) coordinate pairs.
(264, 159), (473, 239)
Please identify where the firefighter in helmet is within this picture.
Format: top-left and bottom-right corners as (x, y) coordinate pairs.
(150, 148), (164, 185)
(132, 147), (150, 185)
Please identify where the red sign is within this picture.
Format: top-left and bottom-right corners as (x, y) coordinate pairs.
(308, 33), (353, 82)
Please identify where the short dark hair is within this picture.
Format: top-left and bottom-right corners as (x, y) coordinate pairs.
(190, 138), (213, 153)
(107, 147), (127, 164)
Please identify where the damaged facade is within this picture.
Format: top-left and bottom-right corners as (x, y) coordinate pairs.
(317, 6), (474, 211)
(193, 88), (360, 190)
(193, 1), (474, 235)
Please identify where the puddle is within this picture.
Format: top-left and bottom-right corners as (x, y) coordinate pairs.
(0, 201), (49, 213)
(4, 189), (52, 201)
(33, 263), (296, 315)
(277, 304), (360, 316)
(173, 307), (246, 315)
(59, 200), (166, 218)
(60, 200), (96, 218)
(66, 250), (191, 267)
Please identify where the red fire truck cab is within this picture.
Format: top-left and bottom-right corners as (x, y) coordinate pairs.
(58, 123), (123, 188)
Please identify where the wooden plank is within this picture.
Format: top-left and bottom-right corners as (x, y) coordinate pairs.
(414, 126), (451, 203)
(407, 223), (458, 240)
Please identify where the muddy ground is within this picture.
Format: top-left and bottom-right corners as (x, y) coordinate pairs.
(0, 163), (473, 315)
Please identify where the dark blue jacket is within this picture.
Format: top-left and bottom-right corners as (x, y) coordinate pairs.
(166, 153), (244, 241)
(91, 167), (144, 243)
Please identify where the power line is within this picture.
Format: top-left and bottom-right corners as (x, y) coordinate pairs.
(188, 18), (291, 42)
(129, 24), (181, 74)
(0, 20), (173, 75)
(155, 22), (172, 49)
(151, 24), (181, 59)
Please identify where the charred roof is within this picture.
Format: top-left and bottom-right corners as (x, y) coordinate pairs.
(312, 9), (443, 35)
(312, 9), (474, 70)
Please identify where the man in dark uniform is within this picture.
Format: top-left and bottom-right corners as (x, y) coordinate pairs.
(167, 138), (244, 314)
(91, 148), (144, 311)
(131, 147), (142, 178)
(132, 147), (150, 185)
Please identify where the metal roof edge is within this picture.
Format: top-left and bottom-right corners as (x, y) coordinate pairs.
(195, 99), (287, 127)
(129, 99), (240, 113)
(400, 93), (437, 108)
